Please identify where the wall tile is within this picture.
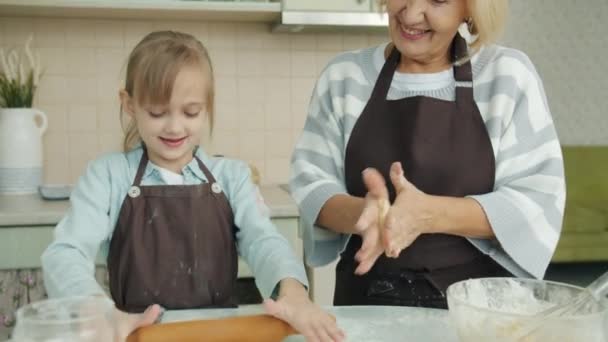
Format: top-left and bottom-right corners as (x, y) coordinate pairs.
(290, 51), (317, 77)
(43, 132), (70, 184)
(262, 32), (290, 50)
(1, 17), (34, 47)
(237, 77), (265, 105)
(23, 3), (608, 184)
(236, 23), (266, 50)
(65, 20), (96, 47)
(97, 103), (123, 133)
(67, 77), (98, 105)
(290, 34), (316, 51)
(215, 76), (238, 104)
(98, 132), (123, 154)
(265, 78), (291, 130)
(208, 22), (236, 49)
(291, 101), (308, 134)
(0, 20), (5, 46)
(239, 130), (265, 159)
(209, 130), (240, 157)
(265, 158), (290, 185)
(65, 48), (96, 76)
(237, 101), (265, 131)
(265, 131), (292, 159)
(262, 50), (291, 77)
(34, 18), (66, 48)
(96, 48), (126, 78)
(94, 20), (125, 48)
(214, 101), (239, 131)
(38, 47), (67, 76)
(97, 76), (122, 106)
(316, 33), (343, 51)
(68, 132), (99, 182)
(315, 51), (337, 76)
(290, 77), (315, 106)
(42, 104), (68, 133)
(68, 105), (97, 132)
(124, 21), (155, 51)
(236, 50), (264, 77)
(152, 21), (207, 41)
(368, 32), (389, 46)
(343, 34), (369, 51)
(211, 48), (237, 77)
(36, 75), (69, 105)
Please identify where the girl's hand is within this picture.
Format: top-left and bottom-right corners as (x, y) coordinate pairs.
(113, 304), (163, 341)
(382, 162), (432, 257)
(263, 279), (345, 342)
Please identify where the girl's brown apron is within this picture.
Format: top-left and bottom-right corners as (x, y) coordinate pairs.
(107, 149), (238, 313)
(336, 35), (510, 308)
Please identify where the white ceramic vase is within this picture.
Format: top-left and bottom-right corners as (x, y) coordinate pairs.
(0, 108), (48, 194)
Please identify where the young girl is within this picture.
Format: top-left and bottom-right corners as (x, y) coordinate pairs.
(42, 31), (344, 341)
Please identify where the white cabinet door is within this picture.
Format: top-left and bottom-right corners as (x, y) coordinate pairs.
(283, 0), (373, 12)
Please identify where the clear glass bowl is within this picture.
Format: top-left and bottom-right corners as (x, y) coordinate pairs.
(446, 277), (608, 342)
(12, 296), (115, 342)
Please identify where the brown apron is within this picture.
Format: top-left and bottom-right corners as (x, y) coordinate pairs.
(335, 34), (510, 309)
(108, 148), (238, 313)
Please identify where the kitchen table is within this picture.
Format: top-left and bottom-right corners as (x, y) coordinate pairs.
(162, 305), (459, 341)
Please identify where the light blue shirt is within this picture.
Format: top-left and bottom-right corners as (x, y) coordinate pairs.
(42, 146), (308, 300)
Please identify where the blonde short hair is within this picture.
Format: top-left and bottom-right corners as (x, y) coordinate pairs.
(377, 0), (509, 52)
(121, 31), (215, 152)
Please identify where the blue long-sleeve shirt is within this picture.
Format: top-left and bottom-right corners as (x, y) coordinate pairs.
(42, 146), (308, 300)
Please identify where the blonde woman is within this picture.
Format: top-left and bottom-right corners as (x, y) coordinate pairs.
(290, 0), (565, 308)
(42, 31), (344, 341)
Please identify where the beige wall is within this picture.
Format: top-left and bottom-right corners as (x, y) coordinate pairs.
(3, 0), (607, 186)
(0, 16), (387, 185)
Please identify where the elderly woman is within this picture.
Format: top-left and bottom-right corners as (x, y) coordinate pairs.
(289, 0), (565, 308)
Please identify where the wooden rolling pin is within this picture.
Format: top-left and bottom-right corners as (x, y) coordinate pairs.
(126, 314), (297, 342)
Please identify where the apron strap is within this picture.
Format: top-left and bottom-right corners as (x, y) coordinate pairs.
(369, 33), (474, 106)
(132, 146), (149, 186)
(367, 44), (401, 105)
(133, 146), (218, 186)
(451, 34), (475, 105)
(194, 155), (218, 185)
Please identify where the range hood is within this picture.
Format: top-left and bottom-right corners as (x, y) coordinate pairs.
(272, 11), (388, 33)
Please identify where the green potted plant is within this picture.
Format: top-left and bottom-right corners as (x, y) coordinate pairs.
(0, 35), (47, 194)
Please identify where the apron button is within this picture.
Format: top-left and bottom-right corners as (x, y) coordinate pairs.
(211, 183), (222, 194)
(128, 186), (141, 198)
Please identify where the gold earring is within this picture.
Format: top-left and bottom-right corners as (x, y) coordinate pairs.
(466, 17), (475, 32)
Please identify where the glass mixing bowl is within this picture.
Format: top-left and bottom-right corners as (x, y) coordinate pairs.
(447, 277), (608, 342)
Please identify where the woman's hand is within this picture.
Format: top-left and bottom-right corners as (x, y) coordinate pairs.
(263, 278), (345, 342)
(382, 162), (433, 257)
(353, 168), (390, 275)
(113, 304), (163, 341)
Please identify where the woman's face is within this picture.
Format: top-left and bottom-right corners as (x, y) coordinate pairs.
(387, 0), (468, 69)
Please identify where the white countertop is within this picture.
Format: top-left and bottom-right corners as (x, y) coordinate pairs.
(0, 185), (298, 227)
(162, 305), (459, 342)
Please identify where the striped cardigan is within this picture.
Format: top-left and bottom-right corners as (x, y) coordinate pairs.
(289, 42), (565, 279)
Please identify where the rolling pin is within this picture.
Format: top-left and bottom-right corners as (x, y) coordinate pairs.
(126, 314), (297, 342)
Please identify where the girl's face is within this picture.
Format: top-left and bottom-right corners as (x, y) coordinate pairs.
(122, 64), (209, 173)
(387, 0), (467, 71)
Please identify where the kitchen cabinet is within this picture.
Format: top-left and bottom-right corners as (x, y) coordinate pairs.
(274, 0), (387, 33)
(0, 0), (281, 22)
(282, 0), (373, 13)
(0, 187), (301, 274)
(0, 218), (302, 278)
